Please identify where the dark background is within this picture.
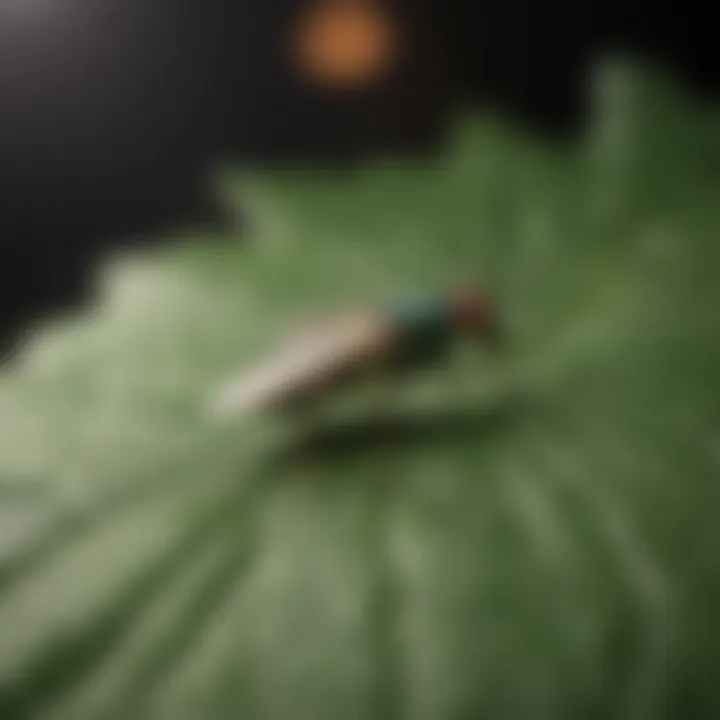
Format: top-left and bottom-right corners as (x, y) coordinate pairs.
(0, 0), (716, 358)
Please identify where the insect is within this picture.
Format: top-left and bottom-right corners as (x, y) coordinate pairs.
(209, 284), (505, 420)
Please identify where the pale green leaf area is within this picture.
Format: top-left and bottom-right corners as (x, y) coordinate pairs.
(0, 58), (719, 720)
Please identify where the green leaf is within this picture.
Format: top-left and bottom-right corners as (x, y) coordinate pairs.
(0, 57), (719, 720)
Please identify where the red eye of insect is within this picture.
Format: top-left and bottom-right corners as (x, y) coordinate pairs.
(451, 288), (491, 332)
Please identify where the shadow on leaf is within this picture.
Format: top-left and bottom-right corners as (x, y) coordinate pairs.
(268, 390), (535, 472)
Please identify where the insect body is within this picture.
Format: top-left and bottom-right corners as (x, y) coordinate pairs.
(210, 285), (503, 419)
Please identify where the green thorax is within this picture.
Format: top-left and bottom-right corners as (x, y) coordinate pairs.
(384, 294), (454, 369)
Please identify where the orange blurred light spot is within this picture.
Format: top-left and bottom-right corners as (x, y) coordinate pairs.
(292, 0), (402, 89)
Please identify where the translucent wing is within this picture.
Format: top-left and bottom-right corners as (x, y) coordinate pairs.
(209, 312), (390, 418)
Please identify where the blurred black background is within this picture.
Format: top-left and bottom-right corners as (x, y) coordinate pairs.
(0, 0), (716, 357)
